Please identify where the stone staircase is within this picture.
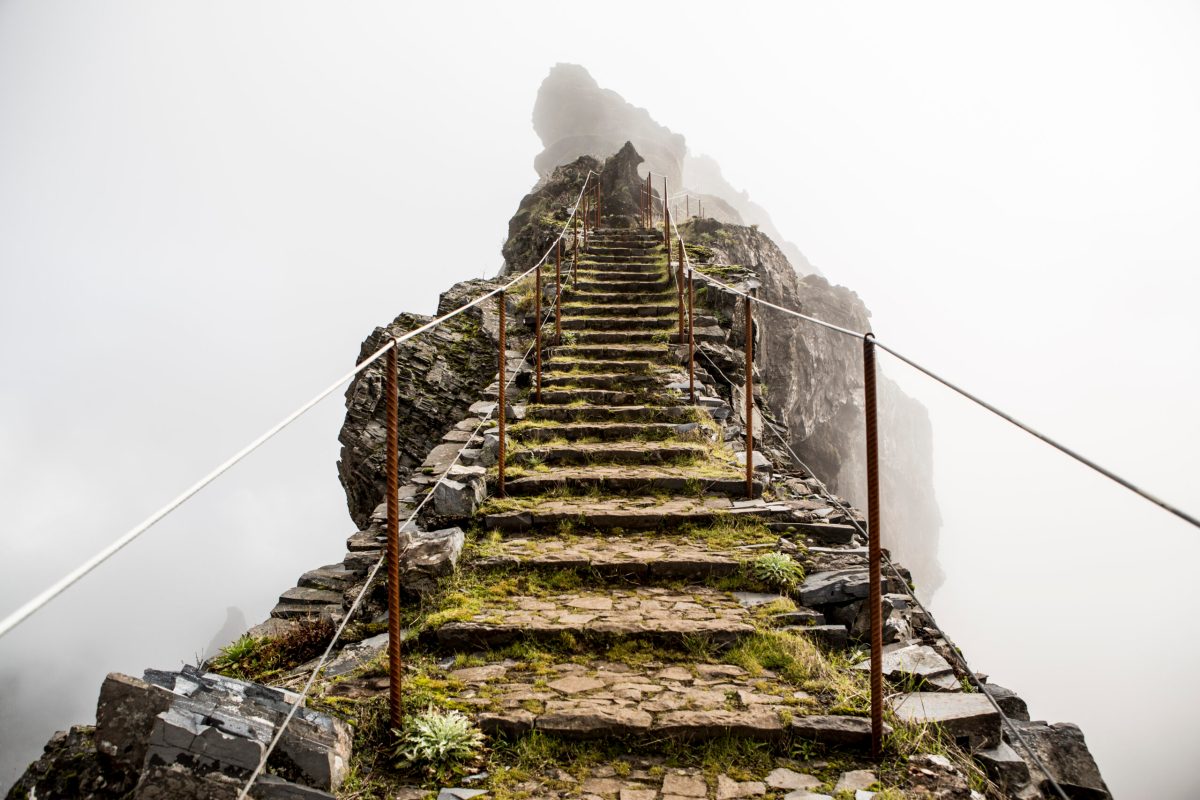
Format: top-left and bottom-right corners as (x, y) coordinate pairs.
(385, 227), (911, 796)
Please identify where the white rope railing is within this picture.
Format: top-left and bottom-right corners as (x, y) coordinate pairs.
(0, 171), (598, 641)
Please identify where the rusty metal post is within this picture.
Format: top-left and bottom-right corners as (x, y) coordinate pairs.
(555, 240), (562, 342)
(535, 264), (542, 402)
(596, 184), (602, 228)
(675, 235), (685, 345)
(572, 213), (579, 283)
(744, 292), (754, 499)
(497, 293), (507, 498)
(863, 333), (884, 757)
(662, 178), (669, 246)
(687, 266), (695, 404)
(583, 193), (590, 249)
(646, 173), (653, 228)
(384, 341), (403, 731)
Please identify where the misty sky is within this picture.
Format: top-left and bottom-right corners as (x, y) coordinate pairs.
(1, 2), (1197, 797)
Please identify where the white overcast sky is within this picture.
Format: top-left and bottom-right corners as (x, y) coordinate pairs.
(1, 2), (1197, 796)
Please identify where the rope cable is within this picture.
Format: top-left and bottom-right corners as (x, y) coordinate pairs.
(669, 217), (1199, 530)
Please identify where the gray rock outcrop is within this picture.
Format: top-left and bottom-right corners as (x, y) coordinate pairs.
(337, 279), (504, 529)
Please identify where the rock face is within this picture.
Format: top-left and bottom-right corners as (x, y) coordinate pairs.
(336, 279), (503, 529)
(686, 218), (944, 593)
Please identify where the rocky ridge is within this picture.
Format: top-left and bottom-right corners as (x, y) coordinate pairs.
(8, 148), (1108, 800)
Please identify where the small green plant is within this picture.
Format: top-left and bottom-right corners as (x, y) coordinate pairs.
(749, 552), (805, 591)
(560, 330), (577, 345)
(394, 707), (485, 778)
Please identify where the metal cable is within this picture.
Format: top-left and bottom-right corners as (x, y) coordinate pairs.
(0, 172), (597, 641)
(669, 217), (1199, 531)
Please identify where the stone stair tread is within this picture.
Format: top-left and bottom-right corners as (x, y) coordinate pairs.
(484, 494), (736, 531)
(509, 440), (708, 466)
(524, 404), (696, 423)
(474, 533), (757, 576)
(498, 466), (757, 498)
(432, 586), (755, 649)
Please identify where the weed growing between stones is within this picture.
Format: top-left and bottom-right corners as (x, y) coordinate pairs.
(393, 708), (486, 782)
(207, 618), (336, 683)
(750, 551), (806, 591)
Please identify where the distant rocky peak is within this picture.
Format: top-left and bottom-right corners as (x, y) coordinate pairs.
(531, 63), (819, 276)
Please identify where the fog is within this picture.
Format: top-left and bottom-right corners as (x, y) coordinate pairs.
(1, 2), (1197, 797)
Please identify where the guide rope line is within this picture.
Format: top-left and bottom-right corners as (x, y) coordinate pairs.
(693, 346), (1071, 800)
(669, 217), (1200, 531)
(238, 277), (566, 799)
(0, 171), (598, 642)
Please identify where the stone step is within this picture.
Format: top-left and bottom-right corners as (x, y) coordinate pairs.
(297, 564), (354, 591)
(430, 586), (755, 650)
(575, 329), (674, 344)
(542, 358), (658, 374)
(436, 659), (884, 749)
(508, 441), (708, 467)
(561, 315), (676, 331)
(561, 302), (678, 318)
(541, 372), (661, 390)
(449, 659), (787, 742)
(572, 278), (671, 293)
(473, 533), (745, 576)
(566, 288), (676, 305)
(535, 387), (669, 405)
(585, 245), (661, 256)
(577, 259), (663, 269)
(551, 343), (671, 360)
(484, 494), (737, 531)
(270, 598), (342, 621)
(525, 404), (696, 423)
(577, 267), (665, 281)
(582, 254), (665, 266)
(496, 466), (760, 498)
(510, 421), (685, 443)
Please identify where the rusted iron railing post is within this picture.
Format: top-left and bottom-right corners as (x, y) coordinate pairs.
(583, 193), (590, 249)
(497, 293), (507, 498)
(596, 184), (602, 228)
(555, 240), (562, 342)
(744, 291), (755, 499)
(675, 234), (685, 345)
(863, 333), (884, 757)
(646, 173), (653, 228)
(384, 340), (403, 731)
(662, 178), (669, 247)
(572, 212), (579, 283)
(535, 264), (543, 402)
(687, 266), (696, 404)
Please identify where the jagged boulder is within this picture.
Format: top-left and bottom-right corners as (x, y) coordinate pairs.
(1009, 721), (1111, 799)
(398, 525), (465, 596)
